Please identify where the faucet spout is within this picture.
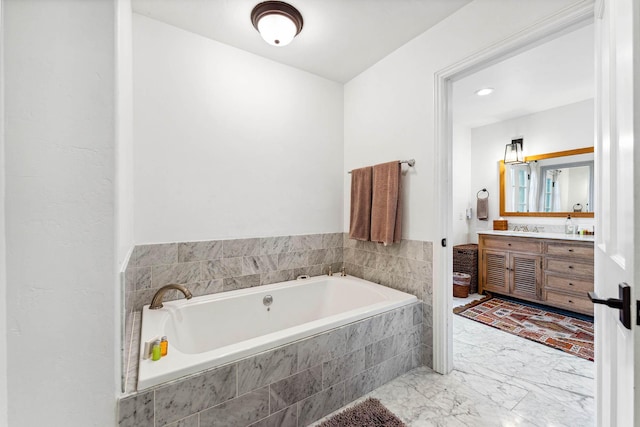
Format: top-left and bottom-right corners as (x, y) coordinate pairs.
(149, 284), (192, 309)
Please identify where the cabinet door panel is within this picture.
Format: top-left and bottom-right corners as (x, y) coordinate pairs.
(483, 250), (509, 294)
(511, 254), (541, 300)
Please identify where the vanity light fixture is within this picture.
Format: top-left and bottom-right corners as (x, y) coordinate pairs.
(504, 138), (526, 164)
(475, 87), (494, 96)
(251, 1), (303, 47)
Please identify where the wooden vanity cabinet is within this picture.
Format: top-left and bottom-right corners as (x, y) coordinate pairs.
(479, 236), (542, 300)
(478, 234), (594, 315)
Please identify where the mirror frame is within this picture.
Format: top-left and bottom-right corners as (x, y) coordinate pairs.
(499, 146), (595, 217)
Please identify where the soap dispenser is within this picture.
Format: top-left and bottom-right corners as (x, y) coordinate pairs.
(565, 215), (574, 234)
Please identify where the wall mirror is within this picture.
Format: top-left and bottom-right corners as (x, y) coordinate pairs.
(499, 147), (594, 217)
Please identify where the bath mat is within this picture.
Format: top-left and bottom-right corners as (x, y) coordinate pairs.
(452, 292), (493, 314)
(317, 398), (406, 427)
(456, 297), (594, 361)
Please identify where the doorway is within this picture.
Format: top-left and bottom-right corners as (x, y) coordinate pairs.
(445, 19), (596, 421)
(431, 0), (597, 379)
(432, 0), (594, 376)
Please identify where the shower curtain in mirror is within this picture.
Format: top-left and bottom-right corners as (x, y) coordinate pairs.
(551, 170), (562, 212)
(528, 162), (539, 212)
(508, 166), (517, 211)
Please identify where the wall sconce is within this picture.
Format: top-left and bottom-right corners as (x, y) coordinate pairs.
(251, 1), (303, 47)
(504, 138), (526, 164)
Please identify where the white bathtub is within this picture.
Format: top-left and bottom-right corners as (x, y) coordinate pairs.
(137, 275), (417, 390)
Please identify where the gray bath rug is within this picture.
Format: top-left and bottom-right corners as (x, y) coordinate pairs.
(317, 397), (407, 427)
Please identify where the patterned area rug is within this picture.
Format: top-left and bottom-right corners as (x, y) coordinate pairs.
(318, 398), (406, 427)
(455, 297), (594, 361)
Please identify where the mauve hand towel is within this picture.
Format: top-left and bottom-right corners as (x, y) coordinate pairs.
(477, 197), (488, 220)
(349, 166), (373, 241)
(371, 161), (402, 245)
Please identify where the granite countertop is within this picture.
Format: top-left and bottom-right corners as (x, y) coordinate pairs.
(477, 230), (595, 242)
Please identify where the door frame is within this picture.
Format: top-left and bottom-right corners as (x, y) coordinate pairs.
(432, 1), (595, 374)
(0, 0), (8, 424)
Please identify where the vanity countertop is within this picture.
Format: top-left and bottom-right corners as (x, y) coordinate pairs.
(477, 230), (595, 242)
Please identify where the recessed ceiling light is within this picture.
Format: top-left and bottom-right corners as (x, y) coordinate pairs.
(475, 88), (494, 96)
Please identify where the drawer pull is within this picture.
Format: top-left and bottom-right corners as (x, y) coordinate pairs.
(568, 265), (574, 269)
(568, 299), (574, 303)
(569, 283), (574, 286)
(508, 243), (512, 246)
(568, 249), (574, 252)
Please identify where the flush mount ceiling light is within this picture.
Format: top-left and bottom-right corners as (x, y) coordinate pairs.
(504, 138), (526, 164)
(475, 87), (494, 96)
(251, 1), (303, 47)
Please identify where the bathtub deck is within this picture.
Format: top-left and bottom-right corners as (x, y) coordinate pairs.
(118, 301), (428, 427)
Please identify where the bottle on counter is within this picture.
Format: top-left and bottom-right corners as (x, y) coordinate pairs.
(160, 336), (168, 357)
(152, 340), (161, 361)
(565, 215), (574, 234)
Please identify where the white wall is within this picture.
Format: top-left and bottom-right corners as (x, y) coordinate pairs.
(116, 0), (134, 395)
(133, 15), (344, 244)
(117, 0), (134, 269)
(4, 1), (116, 425)
(452, 125), (472, 246)
(343, 0), (583, 241)
(467, 99), (594, 241)
(0, 1), (7, 425)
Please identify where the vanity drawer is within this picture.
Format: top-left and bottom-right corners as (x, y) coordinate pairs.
(546, 258), (594, 277)
(481, 237), (542, 253)
(545, 289), (593, 314)
(545, 274), (593, 293)
(545, 242), (593, 259)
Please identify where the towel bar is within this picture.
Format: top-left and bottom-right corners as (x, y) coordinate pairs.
(348, 159), (415, 174)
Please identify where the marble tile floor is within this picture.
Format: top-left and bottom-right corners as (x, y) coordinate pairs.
(312, 314), (594, 427)
(452, 293), (485, 309)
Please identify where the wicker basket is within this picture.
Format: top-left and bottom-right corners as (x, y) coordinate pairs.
(453, 272), (471, 298)
(453, 244), (478, 293)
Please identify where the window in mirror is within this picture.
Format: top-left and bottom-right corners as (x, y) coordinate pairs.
(506, 164), (529, 212)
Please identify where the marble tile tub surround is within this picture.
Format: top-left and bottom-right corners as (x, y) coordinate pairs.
(118, 302), (425, 427)
(122, 233), (435, 392)
(123, 232), (344, 392)
(343, 238), (433, 302)
(343, 237), (434, 368)
(125, 233), (345, 314)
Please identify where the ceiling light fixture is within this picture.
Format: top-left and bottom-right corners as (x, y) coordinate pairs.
(251, 1), (303, 47)
(504, 138), (526, 164)
(475, 87), (494, 96)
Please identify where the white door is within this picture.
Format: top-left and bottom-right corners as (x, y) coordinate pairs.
(594, 0), (639, 425)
